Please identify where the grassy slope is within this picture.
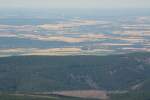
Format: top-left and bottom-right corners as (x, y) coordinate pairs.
(0, 93), (98, 100)
(110, 91), (150, 100)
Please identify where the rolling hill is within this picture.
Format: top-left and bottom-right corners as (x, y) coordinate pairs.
(0, 52), (150, 93)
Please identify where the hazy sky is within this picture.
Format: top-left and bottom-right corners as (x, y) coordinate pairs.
(0, 0), (150, 9)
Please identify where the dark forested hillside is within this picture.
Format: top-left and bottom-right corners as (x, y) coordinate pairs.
(0, 52), (150, 92)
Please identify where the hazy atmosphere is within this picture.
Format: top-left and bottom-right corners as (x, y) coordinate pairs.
(0, 0), (150, 9)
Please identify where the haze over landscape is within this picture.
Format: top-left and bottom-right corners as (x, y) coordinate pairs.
(0, 0), (150, 100)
